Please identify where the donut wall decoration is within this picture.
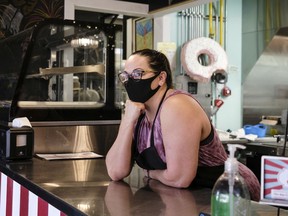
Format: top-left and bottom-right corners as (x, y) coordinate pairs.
(181, 37), (228, 83)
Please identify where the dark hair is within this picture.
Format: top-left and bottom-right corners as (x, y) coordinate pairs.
(132, 49), (173, 88)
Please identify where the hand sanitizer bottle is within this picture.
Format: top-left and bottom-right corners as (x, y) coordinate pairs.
(211, 144), (251, 216)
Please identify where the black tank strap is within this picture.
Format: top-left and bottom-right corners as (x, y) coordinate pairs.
(150, 88), (169, 147)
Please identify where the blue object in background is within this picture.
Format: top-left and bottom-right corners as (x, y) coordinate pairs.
(244, 124), (267, 137)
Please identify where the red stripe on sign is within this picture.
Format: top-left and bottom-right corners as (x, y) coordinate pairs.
(20, 186), (29, 216)
(38, 197), (48, 216)
(60, 211), (67, 216)
(6, 176), (13, 216)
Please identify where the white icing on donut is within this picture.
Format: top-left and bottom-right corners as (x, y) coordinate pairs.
(181, 37), (228, 82)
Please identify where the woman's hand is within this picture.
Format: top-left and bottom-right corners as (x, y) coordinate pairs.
(122, 99), (145, 124)
(144, 169), (150, 179)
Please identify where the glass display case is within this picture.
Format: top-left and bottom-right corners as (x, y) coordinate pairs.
(0, 19), (121, 124)
(0, 19), (122, 157)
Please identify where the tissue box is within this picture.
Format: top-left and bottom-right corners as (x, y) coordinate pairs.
(0, 126), (34, 160)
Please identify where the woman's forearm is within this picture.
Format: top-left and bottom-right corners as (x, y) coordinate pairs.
(149, 169), (195, 188)
(105, 118), (136, 180)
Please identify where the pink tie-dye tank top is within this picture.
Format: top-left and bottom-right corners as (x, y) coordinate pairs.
(137, 89), (260, 201)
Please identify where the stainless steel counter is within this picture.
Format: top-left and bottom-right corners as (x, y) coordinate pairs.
(0, 158), (287, 216)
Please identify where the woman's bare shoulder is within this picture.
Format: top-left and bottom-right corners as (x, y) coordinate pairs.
(163, 91), (203, 113)
(161, 91), (209, 130)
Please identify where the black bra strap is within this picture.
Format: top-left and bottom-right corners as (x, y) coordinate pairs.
(150, 88), (169, 147)
(200, 124), (214, 146)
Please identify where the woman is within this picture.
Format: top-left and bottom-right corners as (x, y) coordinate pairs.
(105, 49), (260, 201)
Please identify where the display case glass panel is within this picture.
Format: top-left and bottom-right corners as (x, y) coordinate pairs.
(21, 22), (107, 107)
(0, 19), (121, 123)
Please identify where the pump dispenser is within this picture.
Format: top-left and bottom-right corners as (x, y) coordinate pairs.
(211, 144), (251, 216)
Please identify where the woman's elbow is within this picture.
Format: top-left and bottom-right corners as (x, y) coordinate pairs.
(106, 163), (131, 181)
(109, 174), (123, 182)
(173, 178), (192, 188)
(107, 169), (127, 181)
(178, 168), (198, 188)
(164, 172), (196, 188)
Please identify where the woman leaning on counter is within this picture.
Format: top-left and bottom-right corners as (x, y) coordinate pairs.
(105, 49), (260, 201)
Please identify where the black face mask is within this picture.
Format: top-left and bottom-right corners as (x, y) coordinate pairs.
(124, 73), (160, 103)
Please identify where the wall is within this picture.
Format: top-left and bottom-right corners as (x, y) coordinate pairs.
(216, 0), (242, 131)
(0, 0), (64, 39)
(153, 0), (243, 131)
